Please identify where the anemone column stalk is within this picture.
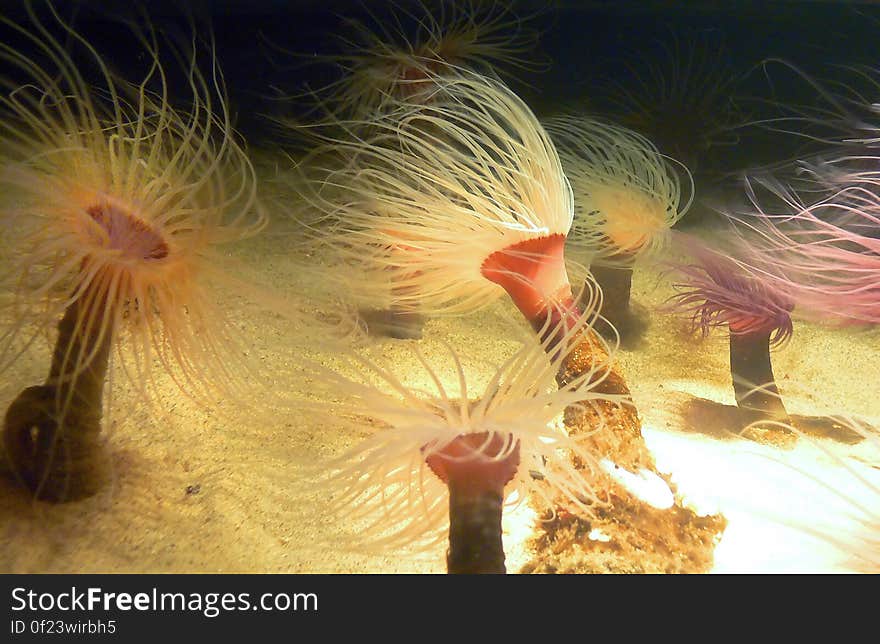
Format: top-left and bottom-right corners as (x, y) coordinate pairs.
(4, 283), (112, 501)
(0, 2), (266, 501)
(666, 233), (794, 427)
(729, 327), (788, 422)
(425, 433), (520, 573)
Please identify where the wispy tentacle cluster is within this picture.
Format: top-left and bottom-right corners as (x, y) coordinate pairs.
(294, 70), (574, 318)
(298, 315), (623, 550)
(544, 114), (692, 268)
(726, 174), (880, 326)
(665, 232), (794, 345)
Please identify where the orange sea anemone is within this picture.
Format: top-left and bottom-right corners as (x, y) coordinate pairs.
(543, 113), (692, 340)
(0, 2), (266, 500)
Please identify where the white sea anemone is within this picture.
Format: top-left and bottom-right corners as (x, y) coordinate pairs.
(0, 2), (266, 499)
(300, 313), (624, 551)
(295, 70), (575, 320)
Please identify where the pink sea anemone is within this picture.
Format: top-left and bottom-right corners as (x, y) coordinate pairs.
(725, 62), (880, 327)
(729, 173), (880, 326)
(665, 232), (794, 422)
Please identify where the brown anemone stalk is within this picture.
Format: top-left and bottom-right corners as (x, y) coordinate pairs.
(665, 234), (794, 425)
(478, 239), (652, 474)
(0, 3), (266, 501)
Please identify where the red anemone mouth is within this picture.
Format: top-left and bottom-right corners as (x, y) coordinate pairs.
(728, 315), (776, 335)
(86, 202), (168, 262)
(424, 432), (520, 495)
(480, 233), (573, 322)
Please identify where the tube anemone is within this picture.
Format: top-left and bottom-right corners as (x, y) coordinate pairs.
(543, 114), (692, 341)
(293, 69), (577, 338)
(665, 233), (794, 425)
(0, 3), (266, 501)
(726, 66), (880, 326)
(728, 174), (880, 326)
(599, 27), (745, 175)
(299, 315), (627, 573)
(301, 0), (545, 122)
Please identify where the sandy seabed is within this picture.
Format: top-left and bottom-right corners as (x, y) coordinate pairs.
(2, 174), (879, 575)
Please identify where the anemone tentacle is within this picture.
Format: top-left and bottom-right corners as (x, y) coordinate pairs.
(726, 174), (880, 326)
(298, 313), (624, 551)
(665, 233), (794, 346)
(544, 113), (692, 270)
(293, 69), (574, 319)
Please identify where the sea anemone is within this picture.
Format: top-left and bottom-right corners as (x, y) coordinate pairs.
(293, 69), (578, 341)
(543, 113), (692, 340)
(300, 314), (626, 573)
(725, 63), (880, 327)
(728, 174), (880, 326)
(0, 2), (266, 501)
(598, 26), (746, 176)
(664, 232), (794, 424)
(301, 0), (545, 122)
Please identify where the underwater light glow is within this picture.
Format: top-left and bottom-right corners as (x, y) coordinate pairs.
(600, 459), (675, 510)
(500, 493), (539, 572)
(643, 425), (880, 573)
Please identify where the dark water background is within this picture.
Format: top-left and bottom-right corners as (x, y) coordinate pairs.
(4, 1), (880, 199)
